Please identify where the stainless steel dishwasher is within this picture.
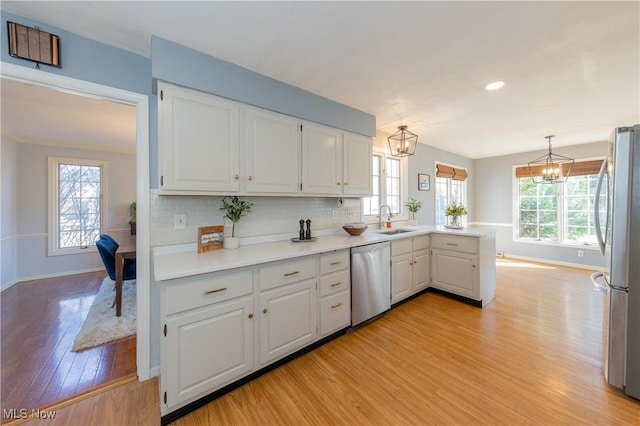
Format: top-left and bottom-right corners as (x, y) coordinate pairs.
(351, 241), (391, 326)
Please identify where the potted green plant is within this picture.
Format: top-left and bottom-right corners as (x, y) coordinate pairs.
(219, 196), (253, 249)
(128, 202), (137, 235)
(445, 203), (467, 228)
(405, 198), (423, 226)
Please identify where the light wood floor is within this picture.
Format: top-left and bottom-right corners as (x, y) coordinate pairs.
(1, 271), (137, 419)
(17, 259), (640, 425)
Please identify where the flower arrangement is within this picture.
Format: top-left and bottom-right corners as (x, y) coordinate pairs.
(445, 203), (467, 227)
(404, 198), (423, 219)
(445, 203), (467, 217)
(219, 196), (253, 237)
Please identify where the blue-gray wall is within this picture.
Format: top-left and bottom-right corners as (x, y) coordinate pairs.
(474, 141), (608, 268)
(407, 144), (474, 226)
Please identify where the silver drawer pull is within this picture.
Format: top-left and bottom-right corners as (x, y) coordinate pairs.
(330, 281), (342, 287)
(203, 287), (227, 295)
(284, 271), (300, 277)
(446, 243), (458, 246)
(330, 261), (343, 266)
(331, 302), (343, 309)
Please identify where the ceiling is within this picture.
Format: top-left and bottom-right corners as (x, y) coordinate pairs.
(1, 1), (639, 159)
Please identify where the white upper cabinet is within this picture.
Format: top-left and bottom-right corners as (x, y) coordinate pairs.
(158, 81), (240, 194)
(301, 122), (343, 195)
(342, 131), (373, 196)
(244, 107), (300, 194)
(158, 81), (373, 197)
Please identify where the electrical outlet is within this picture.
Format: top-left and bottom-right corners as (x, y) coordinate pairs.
(578, 250), (585, 258)
(332, 209), (338, 220)
(174, 213), (187, 229)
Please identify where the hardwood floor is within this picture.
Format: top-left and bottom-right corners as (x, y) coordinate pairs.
(16, 259), (640, 425)
(1, 272), (137, 420)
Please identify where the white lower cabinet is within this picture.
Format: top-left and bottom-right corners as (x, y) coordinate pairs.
(259, 279), (316, 365)
(430, 233), (496, 306)
(391, 235), (430, 304)
(318, 250), (351, 336)
(164, 296), (254, 408)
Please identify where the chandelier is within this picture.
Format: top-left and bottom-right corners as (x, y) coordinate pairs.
(528, 135), (574, 184)
(388, 125), (418, 157)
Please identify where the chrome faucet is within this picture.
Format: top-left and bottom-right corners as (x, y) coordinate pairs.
(378, 204), (393, 229)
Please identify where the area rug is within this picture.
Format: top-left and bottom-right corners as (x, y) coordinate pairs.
(72, 276), (137, 352)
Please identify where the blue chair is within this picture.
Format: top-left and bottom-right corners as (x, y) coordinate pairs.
(96, 234), (136, 281)
(96, 234), (136, 314)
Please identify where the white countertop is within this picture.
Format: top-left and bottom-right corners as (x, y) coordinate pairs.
(153, 225), (494, 281)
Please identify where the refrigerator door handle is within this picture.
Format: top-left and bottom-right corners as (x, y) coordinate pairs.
(594, 159), (608, 255)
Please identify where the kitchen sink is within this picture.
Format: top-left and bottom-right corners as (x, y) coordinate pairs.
(375, 229), (413, 235)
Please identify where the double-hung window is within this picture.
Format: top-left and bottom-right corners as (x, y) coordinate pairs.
(514, 158), (603, 246)
(435, 163), (468, 226)
(363, 150), (406, 221)
(48, 157), (107, 255)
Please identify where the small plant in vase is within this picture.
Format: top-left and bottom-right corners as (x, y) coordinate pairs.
(128, 202), (137, 235)
(405, 198), (423, 226)
(445, 203), (467, 228)
(219, 196), (253, 249)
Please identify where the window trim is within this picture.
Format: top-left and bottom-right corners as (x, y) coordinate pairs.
(434, 161), (468, 227)
(48, 157), (108, 256)
(363, 148), (408, 224)
(512, 156), (605, 248)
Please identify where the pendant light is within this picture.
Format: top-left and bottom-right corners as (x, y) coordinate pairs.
(528, 135), (574, 184)
(388, 125), (418, 157)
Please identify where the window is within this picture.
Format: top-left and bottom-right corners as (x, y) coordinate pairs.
(435, 163), (467, 226)
(515, 158), (603, 246)
(363, 151), (406, 220)
(48, 157), (106, 255)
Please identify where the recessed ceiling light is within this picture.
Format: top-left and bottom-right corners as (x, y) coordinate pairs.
(485, 81), (505, 91)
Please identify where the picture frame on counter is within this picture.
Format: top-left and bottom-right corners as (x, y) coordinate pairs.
(418, 173), (430, 191)
(197, 225), (224, 253)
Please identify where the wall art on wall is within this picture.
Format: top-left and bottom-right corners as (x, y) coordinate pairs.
(418, 173), (430, 191)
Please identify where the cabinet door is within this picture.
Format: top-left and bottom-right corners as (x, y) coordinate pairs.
(244, 107), (300, 194)
(164, 296), (253, 408)
(159, 82), (240, 193)
(412, 249), (430, 292)
(431, 249), (478, 299)
(391, 253), (412, 303)
(301, 122), (342, 195)
(319, 289), (350, 336)
(342, 132), (372, 196)
(259, 279), (317, 365)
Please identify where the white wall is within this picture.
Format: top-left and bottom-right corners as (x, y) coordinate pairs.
(4, 141), (136, 285)
(474, 141), (608, 268)
(1, 136), (18, 289)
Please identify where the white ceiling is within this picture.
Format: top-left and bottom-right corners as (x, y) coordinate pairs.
(1, 1), (639, 159)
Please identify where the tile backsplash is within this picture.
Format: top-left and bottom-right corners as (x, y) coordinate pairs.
(149, 192), (362, 247)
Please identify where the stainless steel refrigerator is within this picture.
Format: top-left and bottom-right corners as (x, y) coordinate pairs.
(592, 124), (640, 400)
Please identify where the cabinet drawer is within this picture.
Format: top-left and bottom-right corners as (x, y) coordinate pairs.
(260, 257), (316, 291)
(320, 290), (351, 335)
(165, 269), (253, 315)
(412, 235), (430, 251)
(320, 250), (349, 274)
(319, 269), (350, 297)
(391, 238), (412, 256)
(431, 234), (478, 254)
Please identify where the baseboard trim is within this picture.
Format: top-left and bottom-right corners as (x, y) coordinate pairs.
(503, 254), (606, 271)
(12, 268), (105, 286)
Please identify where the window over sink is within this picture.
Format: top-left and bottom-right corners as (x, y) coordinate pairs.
(362, 150), (407, 221)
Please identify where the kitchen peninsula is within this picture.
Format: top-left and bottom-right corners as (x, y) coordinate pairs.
(154, 225), (495, 423)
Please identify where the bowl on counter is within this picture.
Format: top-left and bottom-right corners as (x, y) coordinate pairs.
(343, 225), (368, 236)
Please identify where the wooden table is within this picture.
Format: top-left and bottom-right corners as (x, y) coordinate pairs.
(114, 246), (136, 317)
